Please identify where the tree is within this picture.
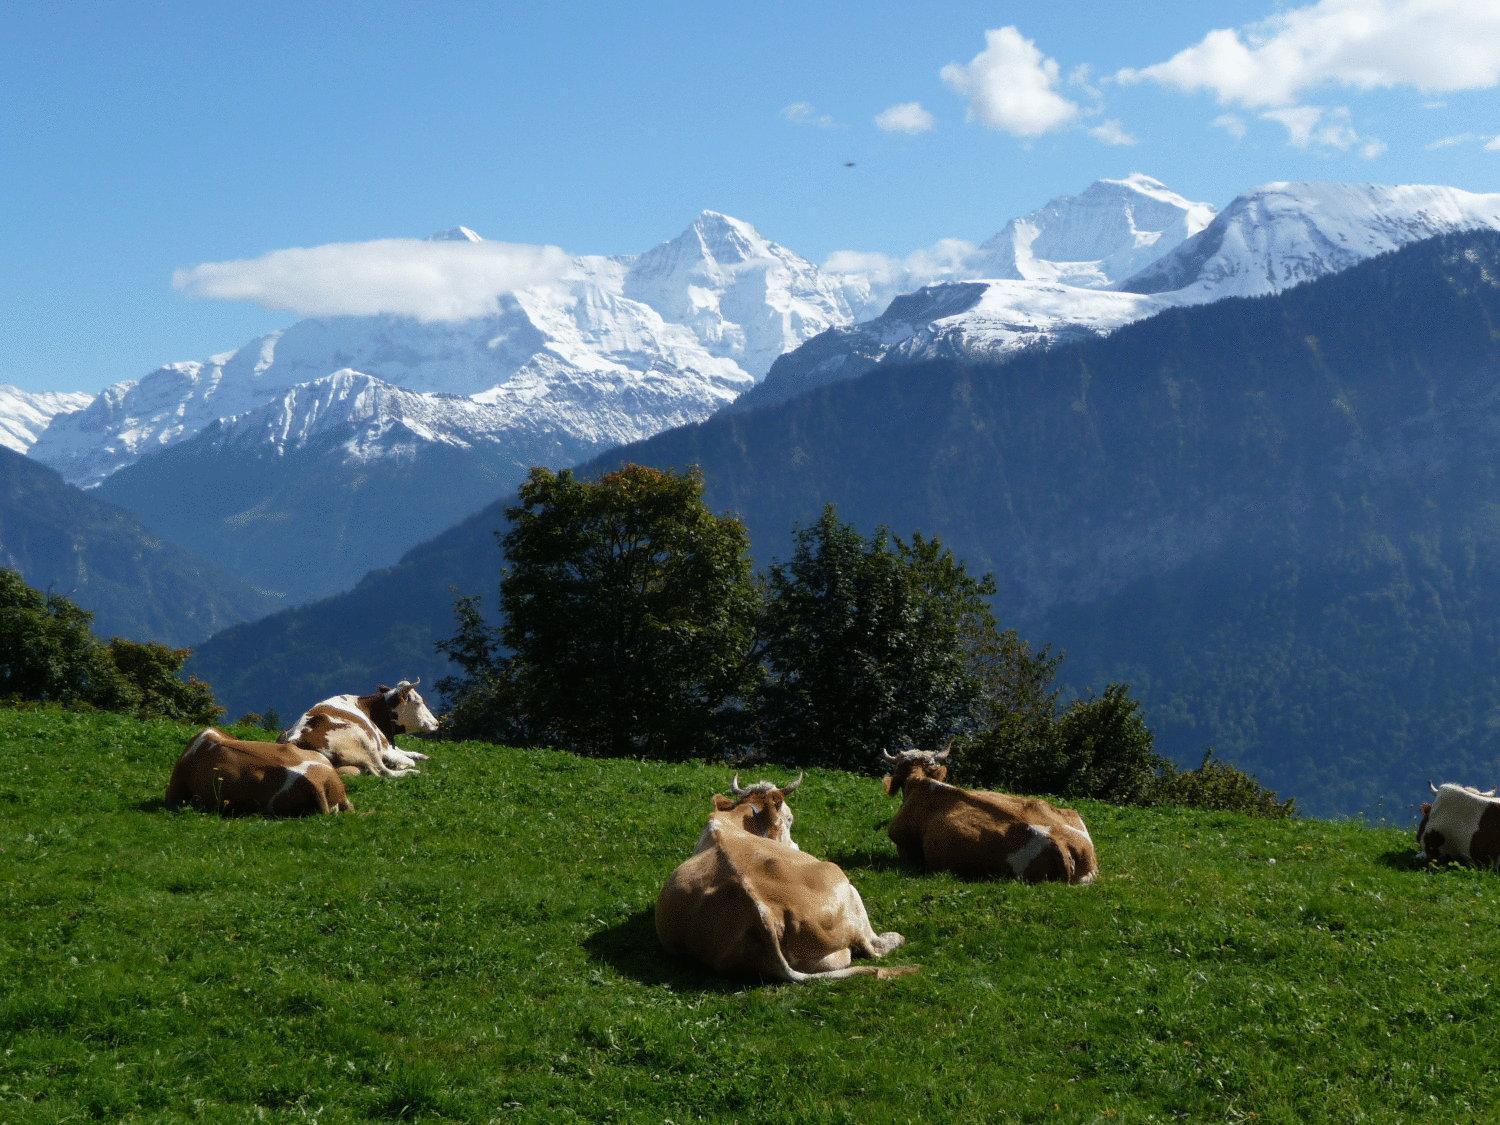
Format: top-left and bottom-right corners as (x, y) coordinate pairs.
(757, 507), (997, 770)
(443, 465), (760, 758)
(0, 569), (223, 723)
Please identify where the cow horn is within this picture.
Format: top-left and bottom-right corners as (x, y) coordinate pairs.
(1429, 781), (1439, 794)
(881, 750), (900, 763)
(730, 775), (748, 797)
(933, 748), (952, 763)
(780, 773), (804, 795)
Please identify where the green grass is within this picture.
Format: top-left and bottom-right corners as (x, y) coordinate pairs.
(0, 705), (1496, 1122)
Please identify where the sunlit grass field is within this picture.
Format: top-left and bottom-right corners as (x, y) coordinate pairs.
(1, 705), (1495, 1122)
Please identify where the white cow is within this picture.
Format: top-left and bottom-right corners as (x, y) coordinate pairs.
(282, 679), (439, 778)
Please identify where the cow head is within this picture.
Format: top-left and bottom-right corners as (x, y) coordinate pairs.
(380, 679), (440, 734)
(881, 747), (951, 796)
(699, 774), (804, 852)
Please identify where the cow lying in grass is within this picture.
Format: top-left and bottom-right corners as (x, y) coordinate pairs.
(282, 679), (438, 778)
(657, 776), (917, 983)
(881, 748), (1098, 884)
(166, 728), (352, 816)
(1418, 783), (1500, 869)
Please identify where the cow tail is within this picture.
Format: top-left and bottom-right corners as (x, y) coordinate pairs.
(752, 902), (918, 984)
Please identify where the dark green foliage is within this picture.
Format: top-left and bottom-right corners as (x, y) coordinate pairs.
(103, 638), (222, 726)
(0, 568), (124, 708)
(0, 446), (275, 646)
(1155, 750), (1296, 819)
(234, 710), (283, 734)
(0, 569), (222, 724)
(758, 507), (995, 769)
(445, 465), (760, 758)
(1050, 684), (1161, 804)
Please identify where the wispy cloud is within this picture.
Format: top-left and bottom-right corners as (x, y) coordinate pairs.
(174, 238), (571, 321)
(941, 26), (1080, 137)
(874, 101), (935, 134)
(782, 101), (836, 128)
(1117, 0), (1500, 109)
(1088, 119), (1137, 146)
(1259, 104), (1383, 157)
(1212, 113), (1248, 140)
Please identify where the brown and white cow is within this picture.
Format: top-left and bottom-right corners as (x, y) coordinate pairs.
(165, 728), (352, 816)
(282, 680), (438, 778)
(881, 748), (1098, 884)
(1418, 782), (1500, 869)
(656, 776), (917, 983)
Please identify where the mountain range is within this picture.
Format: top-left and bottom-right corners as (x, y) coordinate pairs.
(186, 231), (1500, 815)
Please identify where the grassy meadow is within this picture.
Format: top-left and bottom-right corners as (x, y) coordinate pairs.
(0, 705), (1496, 1122)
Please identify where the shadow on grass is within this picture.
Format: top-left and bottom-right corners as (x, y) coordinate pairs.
(1375, 848), (1427, 871)
(583, 908), (744, 993)
(822, 847), (912, 875)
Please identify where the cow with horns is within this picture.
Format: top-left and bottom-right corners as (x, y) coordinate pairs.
(1418, 782), (1500, 869)
(656, 775), (918, 983)
(281, 679), (440, 778)
(880, 748), (1098, 884)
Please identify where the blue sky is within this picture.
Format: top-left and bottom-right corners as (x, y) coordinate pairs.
(3, 0), (1497, 393)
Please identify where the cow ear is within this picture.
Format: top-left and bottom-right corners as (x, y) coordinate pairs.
(1420, 802), (1432, 815)
(930, 765), (949, 781)
(882, 775), (895, 794)
(376, 684), (391, 694)
(711, 794), (735, 811)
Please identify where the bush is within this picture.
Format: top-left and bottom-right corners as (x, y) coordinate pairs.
(757, 507), (996, 771)
(439, 465), (760, 759)
(1153, 750), (1296, 818)
(0, 570), (222, 724)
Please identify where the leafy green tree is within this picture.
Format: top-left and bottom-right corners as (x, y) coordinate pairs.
(105, 638), (222, 725)
(0, 569), (223, 723)
(1154, 750), (1295, 818)
(0, 569), (126, 708)
(757, 507), (996, 770)
(956, 630), (1066, 788)
(443, 465), (760, 758)
(1050, 683), (1161, 803)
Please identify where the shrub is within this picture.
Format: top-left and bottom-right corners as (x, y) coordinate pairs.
(0, 569), (223, 724)
(1153, 750), (1296, 818)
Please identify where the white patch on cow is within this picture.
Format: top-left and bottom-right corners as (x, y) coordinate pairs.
(1058, 820), (1092, 844)
(390, 688), (439, 734)
(1425, 783), (1499, 857)
(270, 758), (322, 810)
(1006, 824), (1054, 876)
(184, 730), (218, 757)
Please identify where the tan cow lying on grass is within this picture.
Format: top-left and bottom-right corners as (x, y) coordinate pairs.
(165, 728), (352, 816)
(1418, 782), (1500, 868)
(881, 748), (1098, 884)
(657, 776), (918, 983)
(282, 679), (438, 778)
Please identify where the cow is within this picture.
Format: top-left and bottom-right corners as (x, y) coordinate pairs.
(656, 776), (918, 983)
(282, 679), (439, 778)
(880, 748), (1098, 884)
(1418, 782), (1500, 869)
(165, 728), (352, 816)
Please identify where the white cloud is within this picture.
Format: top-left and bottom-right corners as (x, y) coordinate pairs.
(1212, 113), (1248, 140)
(874, 101), (935, 134)
(1425, 133), (1475, 149)
(1088, 119), (1137, 146)
(174, 238), (571, 321)
(941, 26), (1080, 137)
(1259, 104), (1383, 154)
(1116, 0), (1500, 109)
(1487, 136), (1500, 151)
(782, 101), (836, 128)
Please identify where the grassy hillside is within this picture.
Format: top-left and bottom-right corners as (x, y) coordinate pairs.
(1, 706), (1495, 1121)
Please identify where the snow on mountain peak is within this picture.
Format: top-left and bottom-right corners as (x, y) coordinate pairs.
(1120, 181), (1500, 300)
(0, 385), (94, 455)
(424, 226), (484, 242)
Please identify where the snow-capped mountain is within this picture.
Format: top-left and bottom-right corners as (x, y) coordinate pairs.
(755, 180), (1500, 411)
(95, 369), (613, 603)
(1121, 182), (1500, 301)
(622, 210), (852, 378)
(825, 174), (1215, 319)
(971, 174), (1215, 288)
(30, 221), (804, 487)
(740, 280), (1164, 412)
(0, 385), (93, 454)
